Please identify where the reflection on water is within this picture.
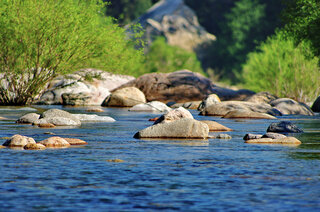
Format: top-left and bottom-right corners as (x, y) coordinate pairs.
(0, 106), (320, 211)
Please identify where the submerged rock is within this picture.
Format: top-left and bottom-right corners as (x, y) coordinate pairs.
(24, 143), (46, 150)
(267, 121), (304, 133)
(3, 135), (36, 147)
(245, 137), (301, 145)
(103, 87), (146, 107)
(222, 110), (276, 119)
(73, 114), (115, 122)
(212, 134), (232, 139)
(243, 134), (263, 141)
(63, 138), (88, 145)
(134, 118), (209, 139)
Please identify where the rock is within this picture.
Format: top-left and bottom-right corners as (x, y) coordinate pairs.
(129, 101), (172, 113)
(63, 138), (88, 145)
(3, 134), (36, 147)
(171, 101), (201, 109)
(245, 92), (278, 104)
(116, 70), (252, 103)
(38, 69), (134, 105)
(103, 87), (146, 107)
(200, 101), (280, 116)
(73, 114), (115, 122)
(149, 117), (159, 122)
(262, 132), (287, 139)
(135, 0), (215, 61)
(39, 137), (71, 148)
(0, 116), (6, 120)
(213, 134), (232, 139)
(200, 120), (232, 132)
(0, 145), (6, 149)
(245, 137), (301, 145)
(24, 143), (46, 150)
(267, 121), (303, 133)
(222, 110), (276, 119)
(38, 123), (56, 128)
(243, 134), (263, 141)
(134, 118), (209, 139)
(270, 98), (314, 116)
(198, 94), (221, 111)
(154, 107), (193, 124)
(35, 109), (81, 126)
(86, 107), (104, 113)
(61, 92), (92, 106)
(311, 96), (320, 112)
(106, 159), (124, 163)
(16, 113), (40, 124)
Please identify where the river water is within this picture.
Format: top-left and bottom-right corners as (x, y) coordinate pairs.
(0, 106), (320, 211)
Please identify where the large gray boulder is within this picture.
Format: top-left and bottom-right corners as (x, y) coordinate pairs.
(134, 118), (209, 139)
(103, 87), (146, 107)
(38, 69), (134, 105)
(135, 0), (215, 60)
(35, 109), (81, 126)
(116, 70), (254, 103)
(16, 113), (40, 124)
(200, 101), (281, 116)
(270, 98), (314, 116)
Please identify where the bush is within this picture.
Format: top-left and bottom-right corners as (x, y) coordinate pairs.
(143, 36), (204, 75)
(242, 32), (320, 103)
(0, 0), (144, 105)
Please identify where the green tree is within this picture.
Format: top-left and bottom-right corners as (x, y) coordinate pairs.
(243, 32), (320, 103)
(0, 0), (144, 105)
(143, 36), (204, 75)
(283, 0), (320, 56)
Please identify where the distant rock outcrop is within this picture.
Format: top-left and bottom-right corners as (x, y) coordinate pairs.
(134, 0), (215, 59)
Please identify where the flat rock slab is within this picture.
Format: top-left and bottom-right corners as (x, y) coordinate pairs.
(73, 114), (115, 122)
(245, 137), (301, 145)
(200, 120), (232, 132)
(222, 110), (276, 119)
(134, 118), (209, 139)
(64, 138), (88, 145)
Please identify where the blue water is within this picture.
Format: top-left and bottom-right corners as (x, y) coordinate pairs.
(0, 106), (320, 211)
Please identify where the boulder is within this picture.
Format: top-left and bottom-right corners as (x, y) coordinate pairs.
(116, 70), (253, 103)
(200, 101), (281, 116)
(63, 138), (88, 145)
(35, 109), (81, 126)
(39, 137), (71, 148)
(3, 134), (36, 147)
(245, 92), (277, 104)
(311, 95), (320, 112)
(129, 101), (172, 113)
(198, 94), (221, 111)
(16, 113), (40, 124)
(267, 121), (303, 133)
(270, 98), (314, 116)
(134, 118), (209, 139)
(38, 69), (134, 105)
(103, 87), (146, 107)
(171, 101), (202, 109)
(135, 0), (215, 60)
(222, 110), (276, 119)
(73, 114), (115, 122)
(200, 120), (232, 132)
(262, 132), (287, 139)
(154, 107), (193, 124)
(243, 134), (263, 141)
(38, 123), (56, 128)
(245, 137), (301, 145)
(24, 143), (46, 150)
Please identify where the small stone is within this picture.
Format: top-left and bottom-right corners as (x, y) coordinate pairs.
(262, 132), (287, 139)
(243, 134), (263, 141)
(44, 132), (55, 135)
(38, 123), (56, 128)
(39, 136), (71, 148)
(24, 143), (46, 150)
(106, 159), (124, 163)
(63, 138), (88, 145)
(149, 117), (159, 121)
(86, 108), (104, 113)
(216, 134), (232, 139)
(0, 145), (5, 149)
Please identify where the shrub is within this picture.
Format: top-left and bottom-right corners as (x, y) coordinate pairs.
(242, 32), (320, 103)
(143, 36), (204, 75)
(0, 0), (144, 105)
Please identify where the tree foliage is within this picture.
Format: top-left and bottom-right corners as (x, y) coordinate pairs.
(243, 32), (320, 103)
(143, 36), (204, 75)
(283, 0), (320, 56)
(0, 0), (144, 105)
